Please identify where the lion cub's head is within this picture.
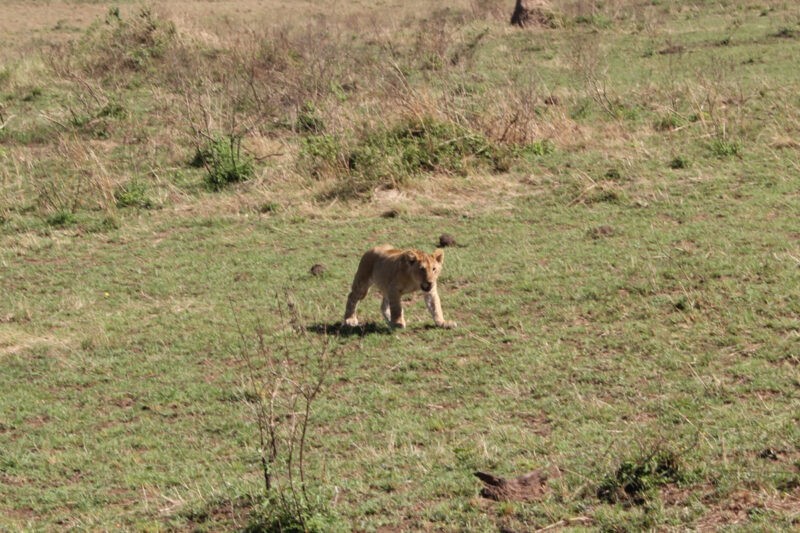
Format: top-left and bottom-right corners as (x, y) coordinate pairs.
(404, 248), (444, 292)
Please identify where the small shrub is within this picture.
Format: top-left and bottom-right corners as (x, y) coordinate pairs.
(245, 496), (341, 533)
(97, 101), (127, 120)
(669, 156), (689, 169)
(303, 116), (516, 198)
(114, 180), (153, 208)
(772, 28), (796, 39)
(193, 135), (255, 190)
(0, 67), (11, 88)
(22, 87), (43, 102)
(345, 117), (504, 196)
(688, 112), (708, 123)
(78, 6), (177, 75)
(709, 137), (742, 158)
(597, 449), (686, 505)
(574, 14), (612, 29)
(295, 103), (325, 134)
(654, 113), (687, 131)
(514, 139), (553, 158)
(259, 201), (279, 214)
(46, 211), (77, 227)
(298, 134), (345, 179)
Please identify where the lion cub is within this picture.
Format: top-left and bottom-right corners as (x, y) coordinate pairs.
(344, 245), (456, 329)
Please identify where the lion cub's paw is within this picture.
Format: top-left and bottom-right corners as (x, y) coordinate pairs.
(438, 320), (457, 329)
(389, 320), (406, 329)
(343, 317), (360, 327)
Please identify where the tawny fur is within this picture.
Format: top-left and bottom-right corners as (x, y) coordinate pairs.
(344, 245), (456, 329)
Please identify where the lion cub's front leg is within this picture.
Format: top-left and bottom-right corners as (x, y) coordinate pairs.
(425, 288), (456, 329)
(386, 291), (406, 329)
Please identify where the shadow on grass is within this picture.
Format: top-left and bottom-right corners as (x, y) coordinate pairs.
(307, 321), (392, 337)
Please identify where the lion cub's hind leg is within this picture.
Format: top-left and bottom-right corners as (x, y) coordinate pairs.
(344, 282), (371, 326)
(344, 263), (373, 327)
(381, 295), (392, 323)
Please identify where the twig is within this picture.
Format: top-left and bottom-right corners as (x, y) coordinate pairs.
(39, 113), (70, 130)
(535, 516), (592, 532)
(0, 114), (15, 130)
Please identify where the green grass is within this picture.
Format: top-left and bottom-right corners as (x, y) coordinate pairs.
(2, 0), (800, 530)
(2, 170), (799, 530)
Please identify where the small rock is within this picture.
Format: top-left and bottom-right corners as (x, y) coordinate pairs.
(758, 448), (779, 461)
(475, 467), (561, 502)
(381, 209), (400, 218)
(439, 233), (456, 247)
(588, 225), (615, 239)
(310, 264), (327, 276)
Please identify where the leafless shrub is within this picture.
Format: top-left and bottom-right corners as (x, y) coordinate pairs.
(567, 31), (618, 118)
(231, 293), (338, 529)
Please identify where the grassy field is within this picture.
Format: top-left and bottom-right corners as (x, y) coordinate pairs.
(1, 0), (800, 531)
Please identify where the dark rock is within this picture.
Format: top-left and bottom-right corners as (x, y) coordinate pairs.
(439, 233), (456, 247)
(588, 225), (615, 239)
(475, 467), (560, 502)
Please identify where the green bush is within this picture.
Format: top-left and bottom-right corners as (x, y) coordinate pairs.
(669, 156), (689, 169)
(296, 103), (325, 134)
(114, 180), (153, 208)
(46, 211), (77, 227)
(79, 6), (177, 74)
(245, 501), (341, 533)
(709, 137), (742, 158)
(597, 449), (687, 505)
(193, 135), (255, 190)
(654, 113), (687, 131)
(304, 116), (516, 198)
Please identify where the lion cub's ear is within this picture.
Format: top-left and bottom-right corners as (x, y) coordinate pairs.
(433, 248), (444, 264)
(405, 250), (418, 264)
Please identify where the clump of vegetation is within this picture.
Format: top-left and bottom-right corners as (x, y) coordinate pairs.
(114, 180), (153, 208)
(597, 449), (688, 505)
(669, 156), (689, 169)
(304, 116), (520, 198)
(574, 13), (611, 29)
(192, 135), (254, 190)
(654, 113), (687, 131)
(709, 137), (742, 158)
(295, 103), (325, 134)
(81, 6), (177, 73)
(46, 210), (77, 227)
(246, 497), (340, 533)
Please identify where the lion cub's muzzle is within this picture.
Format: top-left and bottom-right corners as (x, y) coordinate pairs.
(421, 281), (433, 292)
